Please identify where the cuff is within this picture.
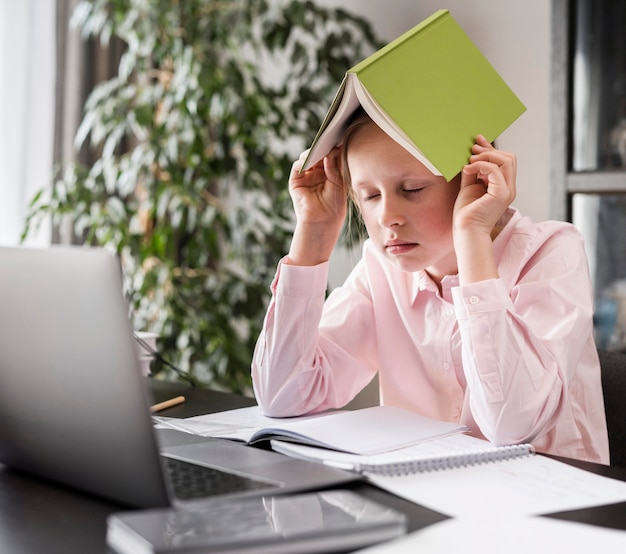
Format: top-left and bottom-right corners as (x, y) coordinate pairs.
(272, 256), (330, 298)
(452, 278), (513, 319)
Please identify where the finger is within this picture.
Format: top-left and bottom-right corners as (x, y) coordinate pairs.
(463, 161), (515, 203)
(470, 142), (512, 160)
(469, 149), (516, 182)
(471, 136), (517, 186)
(291, 157), (303, 175)
(291, 149), (323, 179)
(469, 154), (515, 177)
(462, 160), (505, 187)
(290, 163), (322, 192)
(323, 147), (342, 185)
(473, 134), (494, 150)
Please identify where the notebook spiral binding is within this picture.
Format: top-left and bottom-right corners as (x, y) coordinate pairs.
(360, 443), (536, 477)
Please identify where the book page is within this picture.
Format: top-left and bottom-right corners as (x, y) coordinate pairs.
(367, 454), (626, 517)
(153, 406), (328, 441)
(155, 405), (469, 455)
(301, 75), (361, 171)
(247, 406), (468, 455)
(351, 76), (441, 176)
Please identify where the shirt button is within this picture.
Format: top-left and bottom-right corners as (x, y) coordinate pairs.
(445, 308), (454, 317)
(452, 408), (461, 419)
(442, 361), (450, 370)
(469, 295), (480, 305)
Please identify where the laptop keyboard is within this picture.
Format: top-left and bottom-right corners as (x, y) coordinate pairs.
(162, 456), (275, 500)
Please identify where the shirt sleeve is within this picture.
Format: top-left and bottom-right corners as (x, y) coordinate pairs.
(451, 225), (595, 445)
(251, 257), (379, 417)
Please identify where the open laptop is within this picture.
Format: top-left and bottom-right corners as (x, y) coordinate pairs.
(0, 245), (358, 508)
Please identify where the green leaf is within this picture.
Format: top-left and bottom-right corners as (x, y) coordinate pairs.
(22, 0), (381, 393)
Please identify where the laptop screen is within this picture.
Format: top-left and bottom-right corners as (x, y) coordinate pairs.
(0, 245), (170, 508)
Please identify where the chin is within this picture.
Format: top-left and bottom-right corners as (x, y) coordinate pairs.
(385, 255), (426, 274)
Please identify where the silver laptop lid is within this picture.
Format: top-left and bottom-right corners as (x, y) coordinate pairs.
(0, 245), (170, 508)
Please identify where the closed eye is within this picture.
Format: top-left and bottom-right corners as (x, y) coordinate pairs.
(403, 187), (424, 195)
(361, 192), (380, 202)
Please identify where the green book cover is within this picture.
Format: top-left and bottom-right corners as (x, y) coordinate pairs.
(303, 9), (526, 181)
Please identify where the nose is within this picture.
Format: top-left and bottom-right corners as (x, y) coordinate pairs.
(378, 195), (405, 228)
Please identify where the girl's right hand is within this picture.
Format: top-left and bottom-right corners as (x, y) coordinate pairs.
(289, 147), (347, 227)
(286, 148), (347, 266)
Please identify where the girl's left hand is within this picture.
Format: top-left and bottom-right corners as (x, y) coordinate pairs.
(453, 135), (517, 236)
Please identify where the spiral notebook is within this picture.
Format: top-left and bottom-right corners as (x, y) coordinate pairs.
(270, 433), (535, 476)
(274, 435), (626, 519)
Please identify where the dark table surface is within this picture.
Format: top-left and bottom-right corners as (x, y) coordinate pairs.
(1, 379), (625, 553)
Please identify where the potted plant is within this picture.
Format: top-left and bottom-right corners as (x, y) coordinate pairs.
(23, 0), (380, 393)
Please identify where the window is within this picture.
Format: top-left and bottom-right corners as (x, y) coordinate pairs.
(564, 0), (626, 351)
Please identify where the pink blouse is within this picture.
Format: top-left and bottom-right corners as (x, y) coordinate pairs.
(252, 208), (610, 464)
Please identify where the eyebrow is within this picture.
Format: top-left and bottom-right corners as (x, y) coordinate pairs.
(351, 176), (433, 189)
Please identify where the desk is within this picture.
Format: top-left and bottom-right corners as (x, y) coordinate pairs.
(1, 380), (625, 553)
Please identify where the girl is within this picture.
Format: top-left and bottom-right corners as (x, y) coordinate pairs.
(252, 111), (609, 464)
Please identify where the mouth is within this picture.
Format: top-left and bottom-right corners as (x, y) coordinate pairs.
(384, 240), (417, 255)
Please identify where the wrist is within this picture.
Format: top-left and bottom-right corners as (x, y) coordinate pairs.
(453, 226), (493, 253)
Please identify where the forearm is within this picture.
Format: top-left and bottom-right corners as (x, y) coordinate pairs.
(252, 261), (330, 415)
(453, 273), (595, 445)
(286, 147), (346, 267)
(454, 229), (499, 285)
(287, 222), (342, 266)
(252, 259), (378, 416)
(453, 136), (517, 286)
(456, 282), (563, 444)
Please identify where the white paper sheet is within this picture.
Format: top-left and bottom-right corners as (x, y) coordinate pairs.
(354, 517), (626, 553)
(367, 454), (626, 517)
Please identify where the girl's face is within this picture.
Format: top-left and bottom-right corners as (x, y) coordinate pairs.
(347, 123), (460, 281)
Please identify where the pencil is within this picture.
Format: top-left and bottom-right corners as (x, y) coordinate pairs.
(150, 395), (185, 413)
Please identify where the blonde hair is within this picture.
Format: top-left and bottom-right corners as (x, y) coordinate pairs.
(339, 108), (373, 243)
(340, 108), (375, 195)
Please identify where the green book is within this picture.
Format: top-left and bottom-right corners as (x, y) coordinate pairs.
(302, 9), (526, 181)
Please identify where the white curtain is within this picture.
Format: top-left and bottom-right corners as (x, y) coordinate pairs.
(0, 0), (55, 245)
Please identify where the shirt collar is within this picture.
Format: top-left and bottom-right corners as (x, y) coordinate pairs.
(412, 271), (460, 302)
